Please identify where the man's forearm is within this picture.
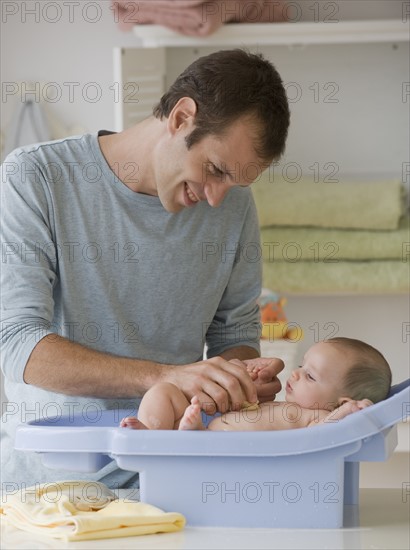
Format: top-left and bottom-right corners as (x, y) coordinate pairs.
(24, 338), (260, 400)
(219, 345), (260, 361)
(23, 334), (169, 398)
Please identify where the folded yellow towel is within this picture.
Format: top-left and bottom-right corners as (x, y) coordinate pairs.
(252, 176), (404, 230)
(262, 259), (408, 294)
(260, 216), (410, 261)
(0, 481), (186, 541)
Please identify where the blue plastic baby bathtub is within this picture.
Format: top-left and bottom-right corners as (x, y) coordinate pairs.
(15, 379), (409, 529)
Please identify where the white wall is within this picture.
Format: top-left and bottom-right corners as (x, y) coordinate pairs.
(1, 1), (406, 138)
(1, 1), (409, 384)
(1, 2), (144, 141)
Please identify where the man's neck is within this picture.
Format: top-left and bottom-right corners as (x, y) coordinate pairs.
(98, 117), (162, 195)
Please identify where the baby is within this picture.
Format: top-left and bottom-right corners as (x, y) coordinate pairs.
(120, 337), (392, 431)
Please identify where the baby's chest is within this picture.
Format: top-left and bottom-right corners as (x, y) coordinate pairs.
(259, 402), (314, 430)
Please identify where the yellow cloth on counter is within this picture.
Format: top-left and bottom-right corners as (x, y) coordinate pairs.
(0, 481), (186, 541)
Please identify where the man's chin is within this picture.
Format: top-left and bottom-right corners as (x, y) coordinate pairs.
(160, 199), (184, 214)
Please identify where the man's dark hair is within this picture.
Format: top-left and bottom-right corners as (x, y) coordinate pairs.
(153, 49), (290, 163)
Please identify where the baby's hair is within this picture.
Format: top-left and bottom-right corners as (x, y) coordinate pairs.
(325, 337), (392, 403)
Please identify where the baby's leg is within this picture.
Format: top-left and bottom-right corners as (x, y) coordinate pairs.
(179, 396), (206, 431)
(137, 382), (191, 430)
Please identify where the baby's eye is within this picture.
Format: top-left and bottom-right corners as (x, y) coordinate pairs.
(307, 373), (315, 381)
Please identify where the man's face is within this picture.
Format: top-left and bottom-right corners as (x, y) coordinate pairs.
(154, 112), (267, 213)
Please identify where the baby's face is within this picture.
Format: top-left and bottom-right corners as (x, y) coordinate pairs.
(285, 342), (352, 411)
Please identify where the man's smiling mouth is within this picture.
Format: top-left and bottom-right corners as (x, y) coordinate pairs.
(185, 182), (199, 203)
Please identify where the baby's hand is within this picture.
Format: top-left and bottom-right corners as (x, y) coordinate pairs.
(356, 398), (373, 409)
(342, 398), (373, 411)
(335, 398), (373, 419)
(315, 398), (373, 426)
(245, 363), (264, 375)
(246, 366), (260, 381)
(235, 359), (266, 381)
(229, 357), (284, 402)
(229, 358), (259, 381)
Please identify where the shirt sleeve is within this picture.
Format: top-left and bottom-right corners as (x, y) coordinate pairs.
(1, 150), (57, 383)
(206, 192), (262, 358)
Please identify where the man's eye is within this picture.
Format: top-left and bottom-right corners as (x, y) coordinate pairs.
(210, 165), (224, 177)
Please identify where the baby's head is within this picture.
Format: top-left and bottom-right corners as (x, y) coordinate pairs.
(328, 337), (392, 404)
(285, 337), (392, 411)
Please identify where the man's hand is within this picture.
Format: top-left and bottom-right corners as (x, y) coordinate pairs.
(162, 356), (258, 414)
(242, 357), (284, 403)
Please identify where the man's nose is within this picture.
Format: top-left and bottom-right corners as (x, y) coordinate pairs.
(204, 181), (230, 208)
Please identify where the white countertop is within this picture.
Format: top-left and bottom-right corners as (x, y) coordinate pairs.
(1, 489), (409, 550)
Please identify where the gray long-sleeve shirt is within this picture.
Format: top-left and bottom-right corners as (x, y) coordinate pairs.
(1, 132), (261, 486)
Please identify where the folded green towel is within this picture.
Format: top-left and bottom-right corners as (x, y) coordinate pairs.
(260, 217), (410, 261)
(262, 260), (408, 294)
(252, 176), (404, 230)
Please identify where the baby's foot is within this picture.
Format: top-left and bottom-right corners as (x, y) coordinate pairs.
(120, 416), (147, 429)
(179, 396), (205, 431)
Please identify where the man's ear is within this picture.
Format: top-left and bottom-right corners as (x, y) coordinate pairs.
(167, 97), (197, 135)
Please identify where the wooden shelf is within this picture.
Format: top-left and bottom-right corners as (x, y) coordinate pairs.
(133, 20), (409, 48)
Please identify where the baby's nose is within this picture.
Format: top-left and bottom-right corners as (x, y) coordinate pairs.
(291, 369), (300, 380)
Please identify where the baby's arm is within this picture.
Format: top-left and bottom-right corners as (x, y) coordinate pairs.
(309, 399), (373, 427)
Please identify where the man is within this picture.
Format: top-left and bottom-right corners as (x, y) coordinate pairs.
(1, 49), (290, 487)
